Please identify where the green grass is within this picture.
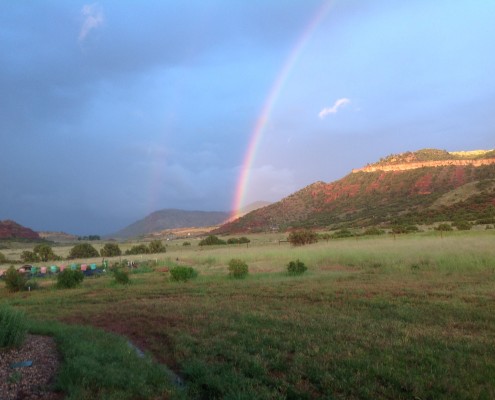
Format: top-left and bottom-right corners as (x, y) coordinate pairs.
(28, 320), (174, 399)
(0, 305), (27, 348)
(1, 231), (495, 399)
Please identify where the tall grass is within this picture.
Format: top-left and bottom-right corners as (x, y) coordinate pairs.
(0, 305), (27, 348)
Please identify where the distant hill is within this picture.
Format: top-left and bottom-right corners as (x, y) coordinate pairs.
(38, 231), (78, 242)
(110, 209), (231, 239)
(109, 202), (271, 239)
(215, 148), (495, 234)
(0, 220), (40, 240)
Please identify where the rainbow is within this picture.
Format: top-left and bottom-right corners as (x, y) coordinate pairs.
(231, 0), (336, 219)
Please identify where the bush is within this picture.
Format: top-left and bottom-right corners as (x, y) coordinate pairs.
(169, 266), (198, 282)
(287, 259), (307, 275)
(238, 237), (250, 244)
(288, 230), (318, 246)
(4, 266), (27, 292)
(125, 244), (149, 255)
(199, 235), (226, 246)
(56, 269), (84, 289)
(20, 250), (40, 263)
(363, 227), (385, 236)
(0, 251), (7, 264)
(332, 229), (354, 239)
(113, 268), (130, 285)
(148, 240), (166, 254)
(227, 238), (240, 244)
(100, 243), (122, 257)
(435, 223), (453, 232)
(228, 259), (249, 279)
(33, 244), (58, 261)
(0, 306), (27, 348)
(69, 243), (99, 259)
(453, 220), (472, 231)
(182, 242), (191, 246)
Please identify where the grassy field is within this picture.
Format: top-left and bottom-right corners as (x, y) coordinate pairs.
(1, 231), (495, 399)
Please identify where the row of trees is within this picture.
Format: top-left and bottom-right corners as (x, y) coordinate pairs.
(199, 235), (251, 246)
(5, 240), (167, 264)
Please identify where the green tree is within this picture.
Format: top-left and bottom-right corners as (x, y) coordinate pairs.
(125, 244), (149, 255)
(69, 243), (99, 259)
(20, 251), (40, 263)
(33, 244), (57, 262)
(288, 230), (318, 246)
(453, 220), (472, 231)
(199, 235), (226, 246)
(148, 240), (166, 254)
(100, 243), (122, 257)
(435, 223), (453, 232)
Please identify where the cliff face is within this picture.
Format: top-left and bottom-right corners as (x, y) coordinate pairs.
(353, 158), (495, 173)
(0, 220), (40, 240)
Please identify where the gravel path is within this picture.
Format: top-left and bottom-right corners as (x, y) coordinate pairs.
(0, 335), (62, 400)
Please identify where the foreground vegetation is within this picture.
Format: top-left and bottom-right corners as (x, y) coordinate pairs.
(1, 231), (495, 399)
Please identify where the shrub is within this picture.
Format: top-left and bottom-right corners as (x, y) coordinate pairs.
(20, 250), (40, 263)
(69, 243), (99, 259)
(227, 238), (240, 244)
(435, 223), (453, 232)
(0, 306), (27, 348)
(287, 259), (307, 275)
(363, 227), (385, 236)
(182, 242), (191, 246)
(228, 259), (249, 279)
(453, 220), (472, 231)
(238, 237), (250, 244)
(288, 230), (318, 246)
(199, 235), (226, 246)
(100, 243), (122, 257)
(148, 240), (166, 254)
(113, 268), (130, 285)
(332, 229), (354, 239)
(56, 269), (84, 289)
(170, 266), (198, 282)
(125, 244), (149, 255)
(0, 251), (7, 264)
(4, 266), (27, 292)
(33, 244), (58, 261)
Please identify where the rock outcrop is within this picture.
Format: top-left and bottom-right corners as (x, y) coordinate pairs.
(352, 158), (495, 173)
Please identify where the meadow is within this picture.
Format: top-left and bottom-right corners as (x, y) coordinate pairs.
(1, 231), (495, 399)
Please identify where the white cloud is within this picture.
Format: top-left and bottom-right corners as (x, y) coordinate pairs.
(318, 98), (351, 119)
(79, 3), (104, 42)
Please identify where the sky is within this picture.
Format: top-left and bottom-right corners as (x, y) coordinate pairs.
(1, 0), (494, 235)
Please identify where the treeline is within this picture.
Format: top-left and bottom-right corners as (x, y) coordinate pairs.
(0, 240), (167, 265)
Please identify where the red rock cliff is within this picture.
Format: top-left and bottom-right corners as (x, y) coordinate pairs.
(0, 220), (40, 239)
